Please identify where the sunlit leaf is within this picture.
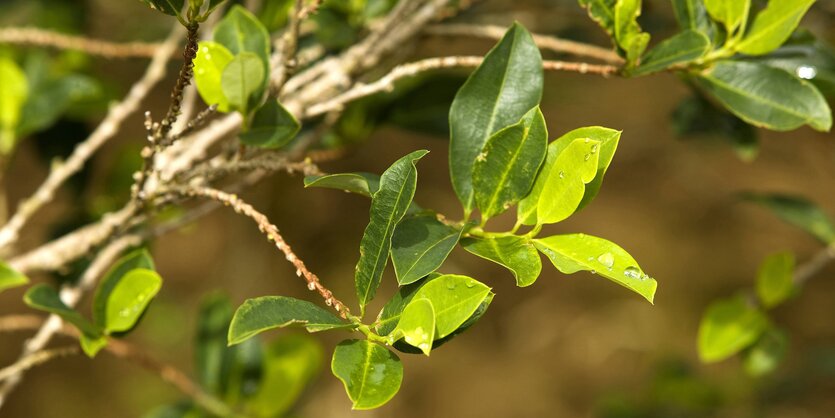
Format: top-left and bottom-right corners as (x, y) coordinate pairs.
(704, 0), (749, 33)
(0, 261), (28, 293)
(194, 41), (234, 112)
(614, 0), (650, 66)
(93, 249), (155, 329)
(631, 30), (710, 76)
(390, 298), (435, 355)
(737, 0), (816, 56)
(331, 339), (403, 410)
(221, 52), (265, 114)
(755, 252), (795, 308)
(533, 138), (600, 225)
(743, 327), (788, 376)
(410, 274), (491, 339)
(698, 294), (768, 362)
(0, 58), (28, 154)
(461, 236), (542, 287)
(104, 268), (162, 334)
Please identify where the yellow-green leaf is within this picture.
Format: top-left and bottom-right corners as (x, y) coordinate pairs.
(194, 41), (234, 112)
(755, 251), (795, 308)
(0, 261), (28, 294)
(698, 294), (768, 362)
(331, 340), (403, 410)
(737, 0), (816, 56)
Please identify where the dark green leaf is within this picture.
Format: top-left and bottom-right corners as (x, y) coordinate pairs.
(744, 193), (835, 244)
(245, 334), (322, 417)
(461, 236), (541, 287)
(257, 0), (294, 32)
(24, 284), (101, 337)
(228, 296), (352, 345)
(391, 214), (462, 285)
(671, 0), (715, 37)
(0, 261), (28, 293)
(695, 60), (832, 131)
(221, 52), (265, 114)
(743, 327), (788, 376)
(104, 268), (162, 334)
(449, 22), (543, 214)
(304, 172), (380, 196)
(737, 0), (815, 56)
(355, 150), (428, 313)
(473, 106), (547, 220)
(631, 30), (710, 76)
(93, 249), (155, 329)
(756, 251), (795, 308)
(17, 74), (100, 138)
(139, 0), (185, 16)
(239, 99), (300, 148)
(213, 5), (270, 79)
(194, 41), (234, 112)
(698, 294), (768, 362)
(410, 274), (491, 338)
(535, 233), (657, 303)
(390, 298), (435, 355)
(331, 339), (403, 410)
(195, 293), (234, 396)
(750, 32), (835, 98)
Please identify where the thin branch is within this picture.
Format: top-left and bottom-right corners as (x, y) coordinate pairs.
(425, 23), (624, 64)
(794, 243), (835, 287)
(0, 346), (79, 382)
(177, 186), (351, 317)
(0, 27), (162, 59)
(186, 153), (324, 183)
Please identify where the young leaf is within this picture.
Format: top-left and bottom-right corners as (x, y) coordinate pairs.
(355, 150), (428, 313)
(245, 334), (322, 417)
(221, 52), (265, 114)
(614, 0), (651, 66)
(449, 22), (543, 214)
(139, 0), (185, 16)
(743, 193), (835, 244)
(0, 58), (28, 154)
(104, 268), (162, 334)
(331, 339), (403, 410)
(239, 99), (300, 148)
(695, 61), (832, 131)
(228, 296), (352, 345)
(698, 295), (768, 362)
(704, 0), (749, 33)
(304, 172), (381, 197)
(391, 214), (462, 285)
(534, 233), (657, 303)
(461, 236), (542, 287)
(0, 261), (28, 293)
(577, 0), (616, 39)
(93, 249), (155, 329)
(756, 252), (796, 308)
(743, 327), (788, 376)
(213, 5), (271, 81)
(631, 30), (710, 76)
(535, 138), (601, 225)
(194, 41), (234, 112)
(473, 106), (548, 221)
(390, 298), (436, 355)
(671, 0), (715, 36)
(737, 0), (816, 56)
(24, 284), (101, 337)
(411, 274), (491, 338)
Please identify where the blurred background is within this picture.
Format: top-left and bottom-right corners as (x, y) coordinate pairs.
(1, 0), (834, 417)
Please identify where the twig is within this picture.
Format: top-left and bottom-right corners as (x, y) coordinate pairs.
(177, 186), (351, 317)
(0, 27), (162, 59)
(794, 243), (835, 287)
(186, 154), (324, 183)
(425, 23), (624, 64)
(0, 346), (79, 382)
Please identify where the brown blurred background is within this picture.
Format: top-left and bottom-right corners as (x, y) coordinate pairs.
(1, 0), (834, 417)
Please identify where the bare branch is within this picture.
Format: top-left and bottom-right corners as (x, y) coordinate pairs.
(0, 346), (79, 382)
(794, 243), (835, 287)
(0, 27), (162, 59)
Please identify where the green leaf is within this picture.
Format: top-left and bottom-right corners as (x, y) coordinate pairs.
(213, 5), (271, 80)
(614, 0), (651, 66)
(737, 0), (816, 56)
(704, 0), (749, 33)
(671, 0), (715, 36)
(93, 249), (155, 329)
(698, 294), (768, 362)
(534, 233), (657, 303)
(194, 41), (234, 112)
(24, 284), (101, 337)
(228, 296), (352, 345)
(743, 327), (788, 376)
(104, 268), (162, 334)
(221, 52), (265, 115)
(449, 22), (543, 214)
(195, 293), (236, 396)
(755, 252), (796, 308)
(390, 298), (435, 355)
(304, 172), (380, 196)
(473, 106), (547, 221)
(206, 0), (226, 14)
(411, 274), (491, 338)
(391, 214), (462, 285)
(246, 334), (322, 417)
(461, 236), (542, 287)
(139, 0), (185, 16)
(355, 150), (428, 313)
(331, 340), (403, 410)
(17, 74), (100, 139)
(0, 261), (28, 293)
(239, 99), (300, 148)
(0, 58), (28, 154)
(631, 30), (710, 76)
(743, 193), (835, 244)
(695, 60), (832, 131)
(533, 138), (601, 225)
(80, 334), (108, 358)
(578, 0), (617, 39)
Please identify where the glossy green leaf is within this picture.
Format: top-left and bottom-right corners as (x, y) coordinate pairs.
(228, 296), (352, 345)
(449, 22), (543, 214)
(0, 261), (28, 293)
(331, 339), (403, 410)
(534, 138), (601, 225)
(614, 0), (650, 66)
(194, 41), (234, 112)
(632, 30), (710, 76)
(304, 172), (380, 196)
(139, 0), (184, 16)
(213, 5), (270, 79)
(246, 334), (322, 417)
(743, 327), (788, 376)
(535, 233), (657, 303)
(578, 0), (616, 39)
(221, 52), (265, 114)
(461, 236), (542, 287)
(239, 99), (300, 148)
(473, 106), (547, 220)
(756, 251), (796, 308)
(671, 0), (715, 36)
(744, 193), (835, 244)
(0, 58), (28, 154)
(93, 249), (155, 329)
(737, 0), (815, 56)
(391, 298), (435, 355)
(24, 284), (101, 337)
(704, 0), (749, 32)
(355, 150), (428, 313)
(104, 268), (162, 334)
(391, 214), (462, 285)
(695, 61), (832, 131)
(698, 295), (768, 362)
(411, 274), (491, 338)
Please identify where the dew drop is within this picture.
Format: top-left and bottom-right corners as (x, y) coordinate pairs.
(797, 65), (817, 80)
(624, 266), (642, 280)
(446, 281), (456, 290)
(584, 154), (591, 161)
(558, 171), (565, 179)
(465, 280), (476, 288)
(597, 252), (614, 268)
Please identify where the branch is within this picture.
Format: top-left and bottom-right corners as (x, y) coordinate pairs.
(794, 243), (835, 287)
(0, 346), (79, 382)
(0, 27), (162, 59)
